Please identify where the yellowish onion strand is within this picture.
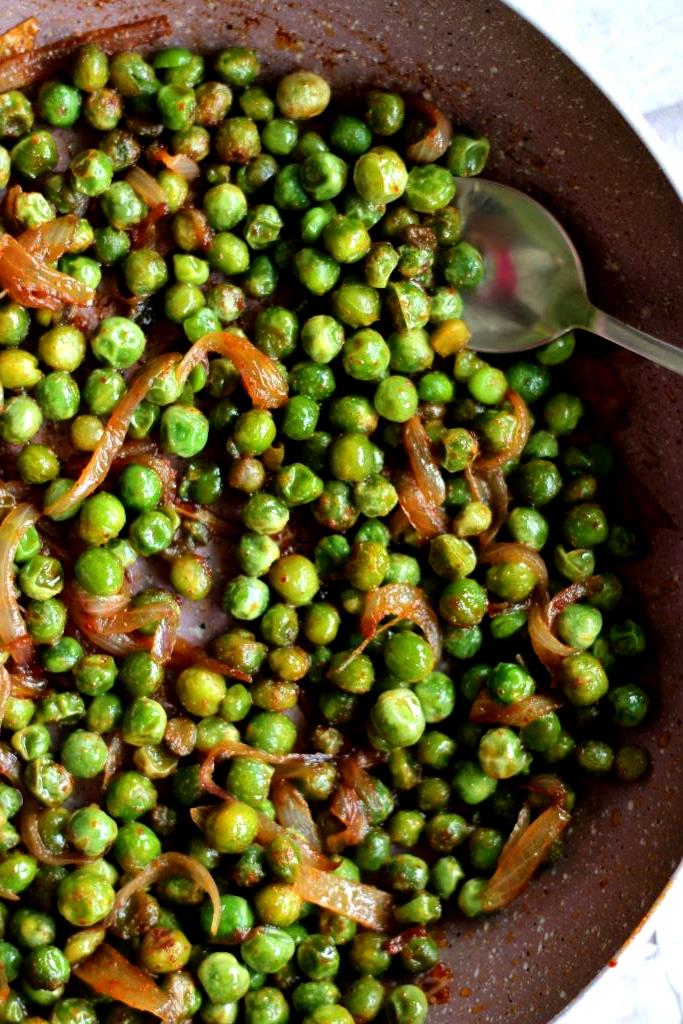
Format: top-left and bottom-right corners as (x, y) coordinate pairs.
(406, 97), (453, 164)
(272, 778), (324, 852)
(481, 805), (571, 913)
(106, 852), (221, 936)
(360, 583), (442, 661)
(175, 331), (288, 409)
(479, 542), (549, 599)
(292, 864), (394, 931)
(73, 943), (168, 1020)
(403, 415), (446, 506)
(44, 353), (180, 520)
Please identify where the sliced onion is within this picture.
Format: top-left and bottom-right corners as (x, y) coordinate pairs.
(406, 97), (453, 164)
(0, 503), (40, 666)
(150, 603), (180, 663)
(0, 234), (94, 310)
(339, 753), (392, 828)
(273, 777), (324, 852)
(199, 740), (332, 800)
(0, 665), (10, 728)
(523, 773), (571, 810)
(73, 943), (168, 1020)
(0, 16), (171, 91)
(397, 471), (448, 540)
(102, 732), (124, 790)
(175, 332), (288, 409)
(327, 782), (370, 853)
(20, 798), (94, 866)
(172, 501), (237, 538)
(403, 415), (446, 506)
(529, 576), (602, 673)
(0, 744), (21, 785)
(292, 864), (393, 931)
(151, 147), (201, 181)
(479, 542), (549, 598)
(17, 214), (79, 262)
(476, 467), (509, 548)
(480, 805), (571, 913)
(477, 389), (531, 471)
(8, 672), (46, 698)
(0, 17), (38, 59)
(500, 803), (531, 859)
(44, 353), (180, 519)
(130, 202), (170, 251)
(125, 166), (168, 210)
(166, 637), (251, 681)
(107, 852), (221, 936)
(469, 690), (562, 727)
(360, 583), (442, 661)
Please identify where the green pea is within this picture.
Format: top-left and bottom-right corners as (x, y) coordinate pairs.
(276, 70), (330, 120)
(11, 130), (58, 179)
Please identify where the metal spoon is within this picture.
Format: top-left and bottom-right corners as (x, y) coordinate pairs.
(455, 177), (683, 373)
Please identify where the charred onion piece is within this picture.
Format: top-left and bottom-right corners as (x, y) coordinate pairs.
(0, 15), (171, 91)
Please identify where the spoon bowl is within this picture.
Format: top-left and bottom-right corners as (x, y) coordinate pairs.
(456, 177), (683, 372)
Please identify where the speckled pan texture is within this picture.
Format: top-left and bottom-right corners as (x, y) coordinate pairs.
(4, 0), (683, 1021)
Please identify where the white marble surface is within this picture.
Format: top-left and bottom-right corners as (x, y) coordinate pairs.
(505, 8), (683, 1023)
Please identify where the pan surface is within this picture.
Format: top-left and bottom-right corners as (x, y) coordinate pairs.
(3, 1), (682, 1021)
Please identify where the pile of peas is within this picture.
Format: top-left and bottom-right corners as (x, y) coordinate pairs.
(0, 38), (651, 1024)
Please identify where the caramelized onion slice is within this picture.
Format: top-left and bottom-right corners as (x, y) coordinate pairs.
(199, 740), (332, 799)
(44, 353), (180, 519)
(0, 666), (10, 728)
(73, 943), (168, 1020)
(360, 583), (442, 661)
(107, 852), (221, 936)
(0, 16), (171, 91)
(529, 576), (602, 673)
(0, 16), (39, 59)
(406, 97), (453, 164)
(126, 166), (169, 209)
(292, 864), (393, 931)
(327, 782), (370, 853)
(474, 466), (509, 548)
(469, 690), (562, 727)
(273, 777), (324, 852)
(176, 332), (288, 409)
(481, 805), (570, 913)
(151, 146), (201, 180)
(0, 503), (40, 665)
(397, 471), (448, 541)
(403, 415), (446, 506)
(479, 542), (549, 598)
(0, 234), (94, 310)
(477, 389), (531, 471)
(16, 213), (79, 261)
(20, 798), (94, 866)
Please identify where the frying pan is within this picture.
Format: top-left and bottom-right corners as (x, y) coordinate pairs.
(4, 1), (683, 1021)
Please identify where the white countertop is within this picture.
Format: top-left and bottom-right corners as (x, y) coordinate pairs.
(506, 6), (683, 1022)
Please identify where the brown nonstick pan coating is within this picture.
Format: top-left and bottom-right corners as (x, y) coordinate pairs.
(4, 0), (683, 1020)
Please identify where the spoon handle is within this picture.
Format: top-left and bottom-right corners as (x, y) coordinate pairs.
(591, 308), (683, 375)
